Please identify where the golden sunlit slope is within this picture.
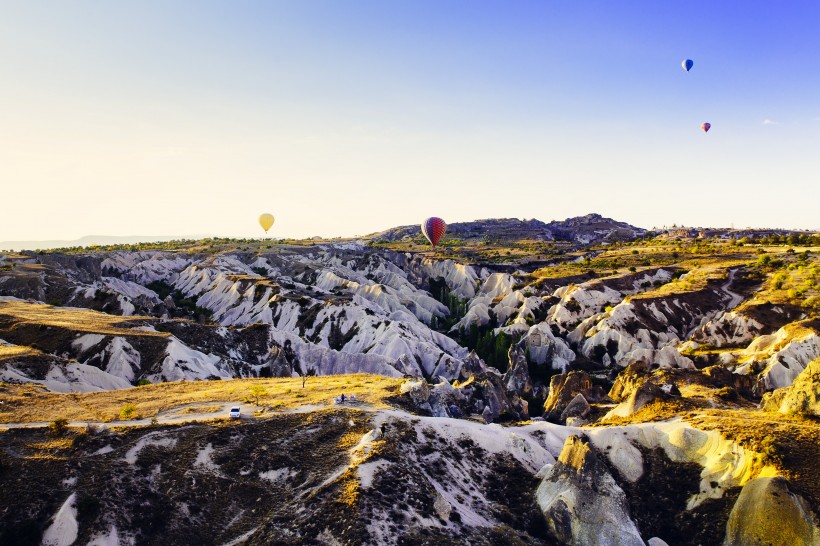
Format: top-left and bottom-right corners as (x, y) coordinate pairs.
(0, 374), (402, 424)
(0, 301), (169, 338)
(0, 343), (41, 361)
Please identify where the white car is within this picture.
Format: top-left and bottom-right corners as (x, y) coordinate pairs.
(229, 407), (241, 419)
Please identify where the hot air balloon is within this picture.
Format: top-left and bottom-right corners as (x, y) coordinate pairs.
(700, 122), (711, 133)
(682, 59), (694, 72)
(259, 213), (275, 233)
(421, 217), (447, 247)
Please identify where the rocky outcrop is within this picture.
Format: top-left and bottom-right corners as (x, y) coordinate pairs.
(608, 363), (651, 402)
(723, 477), (819, 546)
(543, 371), (608, 423)
(400, 370), (529, 423)
(536, 435), (645, 546)
(0, 304), (274, 387)
(548, 268), (673, 331)
(701, 365), (757, 399)
(452, 272), (524, 331)
(2, 247), (503, 390)
(761, 357), (820, 416)
(693, 310), (765, 348)
(503, 345), (533, 397)
(1, 243), (815, 407)
(574, 279), (736, 370)
(739, 321), (820, 393)
(517, 322), (576, 371)
(692, 302), (804, 348)
(604, 381), (669, 420)
(560, 394), (591, 423)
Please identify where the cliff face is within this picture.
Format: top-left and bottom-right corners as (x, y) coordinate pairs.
(2, 243), (818, 401)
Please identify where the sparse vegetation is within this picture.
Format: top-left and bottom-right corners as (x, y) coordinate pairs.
(0, 375), (402, 424)
(48, 418), (68, 435)
(119, 403), (137, 420)
(0, 301), (170, 338)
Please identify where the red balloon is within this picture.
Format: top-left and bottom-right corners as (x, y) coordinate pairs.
(421, 217), (447, 247)
(701, 122), (711, 133)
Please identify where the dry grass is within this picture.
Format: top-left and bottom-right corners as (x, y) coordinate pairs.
(0, 343), (41, 361)
(594, 398), (705, 427)
(178, 404), (223, 415)
(20, 437), (75, 460)
(0, 374), (402, 424)
(27, 437), (74, 451)
(0, 301), (169, 338)
(337, 468), (362, 506)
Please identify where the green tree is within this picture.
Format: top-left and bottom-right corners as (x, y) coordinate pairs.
(249, 384), (268, 406)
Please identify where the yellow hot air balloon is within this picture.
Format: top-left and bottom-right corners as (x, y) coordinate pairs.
(259, 213), (275, 233)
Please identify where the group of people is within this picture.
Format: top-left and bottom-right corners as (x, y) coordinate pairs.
(334, 393), (357, 404)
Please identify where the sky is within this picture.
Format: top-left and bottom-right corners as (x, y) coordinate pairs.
(1, 1), (819, 241)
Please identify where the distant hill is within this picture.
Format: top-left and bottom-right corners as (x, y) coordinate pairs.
(368, 213), (645, 246)
(0, 234), (211, 252)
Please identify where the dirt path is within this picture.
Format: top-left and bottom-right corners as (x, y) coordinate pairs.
(721, 268), (744, 309)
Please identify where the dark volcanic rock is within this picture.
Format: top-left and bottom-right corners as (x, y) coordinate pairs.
(543, 371), (608, 423)
(560, 393), (591, 422)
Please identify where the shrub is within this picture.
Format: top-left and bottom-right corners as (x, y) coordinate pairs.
(49, 418), (69, 435)
(759, 436), (781, 465)
(136, 379), (151, 386)
(249, 384), (268, 405)
(119, 403), (137, 420)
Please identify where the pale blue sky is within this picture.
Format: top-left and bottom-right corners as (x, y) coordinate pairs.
(1, 1), (818, 240)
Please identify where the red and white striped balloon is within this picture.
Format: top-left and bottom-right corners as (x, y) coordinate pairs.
(421, 217), (447, 247)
